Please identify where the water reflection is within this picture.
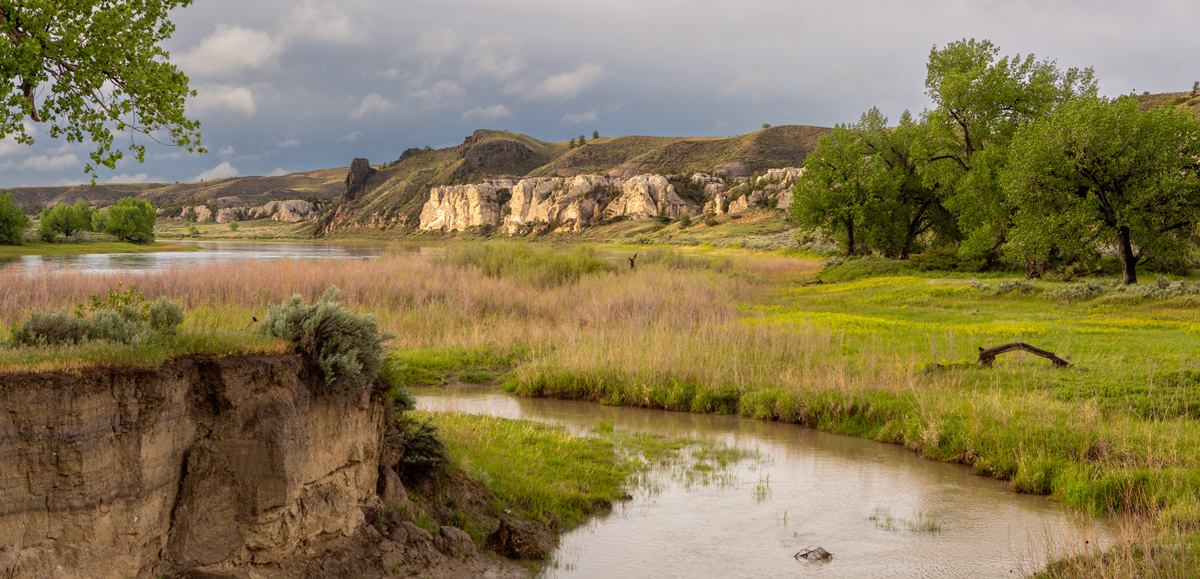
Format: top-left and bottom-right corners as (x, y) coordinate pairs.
(0, 240), (394, 274)
(416, 387), (1108, 579)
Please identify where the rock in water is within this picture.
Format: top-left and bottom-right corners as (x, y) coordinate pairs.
(795, 546), (833, 561)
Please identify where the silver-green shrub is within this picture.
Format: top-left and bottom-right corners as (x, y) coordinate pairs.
(147, 297), (185, 334)
(259, 286), (393, 391)
(8, 310), (87, 346)
(7, 285), (186, 348)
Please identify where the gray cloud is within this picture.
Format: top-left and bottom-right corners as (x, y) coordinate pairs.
(2, 0), (1197, 186)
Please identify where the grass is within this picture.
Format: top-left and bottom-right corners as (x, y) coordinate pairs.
(156, 217), (316, 240)
(3, 240), (1199, 575)
(419, 411), (632, 531)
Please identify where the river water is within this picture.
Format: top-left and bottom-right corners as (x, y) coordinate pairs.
(0, 240), (392, 274)
(416, 387), (1108, 579)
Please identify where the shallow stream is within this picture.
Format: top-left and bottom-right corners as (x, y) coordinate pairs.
(416, 387), (1108, 579)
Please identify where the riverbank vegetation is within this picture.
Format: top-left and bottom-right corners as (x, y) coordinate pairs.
(1, 242), (1198, 574)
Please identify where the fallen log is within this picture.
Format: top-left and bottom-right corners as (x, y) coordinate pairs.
(977, 342), (1071, 368)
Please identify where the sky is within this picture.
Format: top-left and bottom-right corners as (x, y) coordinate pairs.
(2, 0), (1198, 188)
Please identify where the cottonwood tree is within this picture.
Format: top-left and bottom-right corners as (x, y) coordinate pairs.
(924, 38), (1095, 259)
(793, 108), (952, 257)
(103, 197), (156, 243)
(1003, 96), (1200, 285)
(0, 1), (203, 177)
(0, 192), (29, 244)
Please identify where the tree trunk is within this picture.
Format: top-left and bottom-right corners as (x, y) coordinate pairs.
(845, 219), (856, 256)
(977, 343), (1070, 368)
(1117, 226), (1137, 285)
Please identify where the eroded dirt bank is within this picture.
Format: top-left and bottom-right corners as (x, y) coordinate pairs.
(0, 355), (523, 579)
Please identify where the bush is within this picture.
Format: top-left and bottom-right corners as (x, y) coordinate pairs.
(7, 285), (184, 347)
(0, 192), (30, 245)
(229, 222), (239, 231)
(1047, 281), (1107, 302)
(705, 217), (719, 227)
(8, 309), (88, 346)
(147, 297), (185, 334)
(390, 415), (449, 486)
(971, 280), (1039, 296)
(1116, 278), (1200, 299)
(259, 286), (393, 391)
(678, 214), (691, 228)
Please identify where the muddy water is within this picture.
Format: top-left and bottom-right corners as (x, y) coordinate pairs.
(416, 387), (1108, 579)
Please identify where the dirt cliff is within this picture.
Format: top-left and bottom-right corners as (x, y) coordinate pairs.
(0, 355), (384, 579)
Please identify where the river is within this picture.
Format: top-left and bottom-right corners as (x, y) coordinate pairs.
(417, 386), (1108, 579)
(0, 240), (394, 273)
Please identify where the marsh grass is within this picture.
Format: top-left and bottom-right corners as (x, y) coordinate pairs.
(4, 242), (1200, 573)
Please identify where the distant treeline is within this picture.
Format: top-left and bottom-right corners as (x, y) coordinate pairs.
(792, 38), (1200, 285)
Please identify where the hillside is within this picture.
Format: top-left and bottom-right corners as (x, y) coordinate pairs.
(321, 125), (830, 233)
(4, 169), (346, 214)
(1135, 90), (1200, 115)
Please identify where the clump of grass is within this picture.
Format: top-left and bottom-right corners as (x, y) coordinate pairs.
(442, 243), (616, 288)
(1116, 277), (1200, 299)
(1047, 281), (1107, 302)
(868, 507), (941, 533)
(972, 279), (1039, 296)
(419, 411), (631, 530)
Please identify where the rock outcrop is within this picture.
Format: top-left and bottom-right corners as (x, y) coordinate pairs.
(183, 200), (319, 224)
(0, 355), (384, 579)
(417, 168), (803, 233)
(342, 158), (376, 204)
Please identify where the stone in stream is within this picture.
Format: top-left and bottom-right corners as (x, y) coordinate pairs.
(795, 546), (833, 562)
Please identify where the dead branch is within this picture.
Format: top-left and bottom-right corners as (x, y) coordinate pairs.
(976, 342), (1071, 368)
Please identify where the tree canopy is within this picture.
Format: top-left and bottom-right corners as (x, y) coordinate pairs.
(924, 38), (1096, 258)
(792, 108), (952, 258)
(103, 197), (155, 243)
(1002, 96), (1200, 284)
(0, 1), (202, 177)
(0, 192), (29, 245)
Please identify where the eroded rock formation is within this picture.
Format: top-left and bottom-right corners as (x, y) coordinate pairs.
(418, 168), (804, 233)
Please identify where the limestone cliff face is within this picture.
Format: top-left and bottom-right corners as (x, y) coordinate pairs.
(0, 355), (384, 579)
(184, 200), (319, 224)
(418, 180), (516, 232)
(419, 173), (713, 233)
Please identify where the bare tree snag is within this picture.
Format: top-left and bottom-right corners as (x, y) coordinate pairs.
(628, 252), (637, 271)
(977, 343), (1070, 368)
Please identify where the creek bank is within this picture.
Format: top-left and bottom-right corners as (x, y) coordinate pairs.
(0, 355), (543, 578)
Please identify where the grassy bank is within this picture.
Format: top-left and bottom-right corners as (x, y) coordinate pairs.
(2, 242), (1197, 575)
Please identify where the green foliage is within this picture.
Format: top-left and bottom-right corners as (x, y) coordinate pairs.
(0, 192), (31, 245)
(1002, 96), (1200, 285)
(0, 1), (203, 179)
(187, 224), (199, 237)
(104, 197), (156, 243)
(8, 283), (184, 347)
(390, 415), (449, 486)
(592, 130), (599, 139)
(228, 222), (238, 231)
(793, 108), (953, 258)
(90, 208), (108, 233)
(259, 286), (393, 391)
(1046, 281), (1106, 303)
(37, 201), (92, 241)
(147, 297), (185, 334)
(677, 214), (691, 228)
(925, 38), (1095, 259)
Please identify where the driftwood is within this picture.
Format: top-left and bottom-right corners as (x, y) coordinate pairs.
(977, 342), (1071, 368)
(628, 252), (638, 271)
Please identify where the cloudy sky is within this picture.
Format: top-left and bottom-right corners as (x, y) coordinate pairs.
(2, 0), (1197, 187)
